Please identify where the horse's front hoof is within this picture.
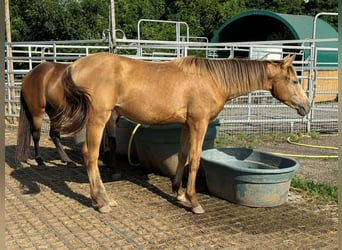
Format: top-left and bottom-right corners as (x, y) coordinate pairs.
(98, 204), (112, 213)
(192, 205), (205, 214)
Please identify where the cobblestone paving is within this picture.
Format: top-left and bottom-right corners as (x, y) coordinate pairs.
(5, 128), (337, 249)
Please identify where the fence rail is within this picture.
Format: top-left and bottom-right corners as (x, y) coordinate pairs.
(5, 38), (338, 135)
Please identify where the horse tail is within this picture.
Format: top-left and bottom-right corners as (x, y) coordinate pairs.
(52, 66), (91, 135)
(15, 92), (32, 163)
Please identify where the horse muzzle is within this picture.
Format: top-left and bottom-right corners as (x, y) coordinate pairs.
(296, 102), (311, 116)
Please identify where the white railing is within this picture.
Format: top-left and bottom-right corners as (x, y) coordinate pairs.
(5, 38), (338, 135)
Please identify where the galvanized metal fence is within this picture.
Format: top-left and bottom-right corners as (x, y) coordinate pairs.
(5, 37), (338, 136)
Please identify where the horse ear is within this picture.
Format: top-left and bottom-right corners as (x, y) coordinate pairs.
(282, 54), (295, 67)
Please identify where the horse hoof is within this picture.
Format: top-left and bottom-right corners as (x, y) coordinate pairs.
(109, 200), (118, 207)
(98, 205), (112, 213)
(66, 161), (77, 168)
(192, 205), (205, 214)
(37, 164), (47, 170)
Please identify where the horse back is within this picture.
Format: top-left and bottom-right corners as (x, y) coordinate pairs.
(69, 53), (226, 124)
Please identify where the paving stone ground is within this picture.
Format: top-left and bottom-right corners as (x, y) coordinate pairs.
(5, 128), (337, 249)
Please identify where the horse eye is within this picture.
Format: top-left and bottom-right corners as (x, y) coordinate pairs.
(292, 80), (299, 84)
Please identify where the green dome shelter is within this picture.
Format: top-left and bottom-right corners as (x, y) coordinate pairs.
(211, 9), (338, 64)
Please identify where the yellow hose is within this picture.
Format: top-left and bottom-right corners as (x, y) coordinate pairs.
(272, 152), (338, 159)
(272, 134), (338, 159)
(286, 136), (338, 150)
(127, 123), (141, 166)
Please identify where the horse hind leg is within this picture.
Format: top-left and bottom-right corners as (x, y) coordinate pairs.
(172, 124), (190, 203)
(102, 111), (122, 180)
(101, 114), (117, 169)
(84, 111), (117, 213)
(47, 107), (76, 167)
(31, 116), (46, 169)
(49, 128), (76, 168)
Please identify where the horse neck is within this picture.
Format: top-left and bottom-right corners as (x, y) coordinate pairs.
(222, 76), (270, 101)
(221, 60), (273, 100)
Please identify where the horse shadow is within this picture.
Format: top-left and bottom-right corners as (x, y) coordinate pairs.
(6, 142), (91, 207)
(6, 140), (206, 212)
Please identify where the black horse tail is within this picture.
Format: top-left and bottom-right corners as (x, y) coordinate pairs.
(52, 66), (91, 135)
(15, 92), (32, 163)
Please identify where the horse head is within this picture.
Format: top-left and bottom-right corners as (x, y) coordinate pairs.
(268, 55), (311, 116)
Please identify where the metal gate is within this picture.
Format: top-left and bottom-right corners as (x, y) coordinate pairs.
(5, 36), (338, 135)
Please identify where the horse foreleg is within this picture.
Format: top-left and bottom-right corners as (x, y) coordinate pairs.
(172, 124), (189, 203)
(49, 129), (76, 167)
(186, 121), (208, 214)
(84, 114), (117, 213)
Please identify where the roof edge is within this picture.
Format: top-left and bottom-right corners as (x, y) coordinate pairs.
(212, 9), (304, 42)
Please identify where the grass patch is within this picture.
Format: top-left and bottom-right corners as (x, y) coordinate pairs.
(291, 175), (337, 203)
(215, 132), (322, 148)
(287, 132), (320, 142)
(214, 133), (289, 148)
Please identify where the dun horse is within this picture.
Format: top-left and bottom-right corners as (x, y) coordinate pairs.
(15, 62), (117, 169)
(54, 52), (310, 214)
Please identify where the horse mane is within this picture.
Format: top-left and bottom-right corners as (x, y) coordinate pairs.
(175, 57), (271, 92)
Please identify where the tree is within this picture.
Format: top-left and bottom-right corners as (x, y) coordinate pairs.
(301, 0), (338, 30)
(8, 0), (337, 42)
(79, 0), (109, 39)
(11, 0), (73, 41)
(115, 0), (168, 40)
(10, 0), (109, 41)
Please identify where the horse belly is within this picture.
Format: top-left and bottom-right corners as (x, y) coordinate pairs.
(115, 101), (187, 125)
